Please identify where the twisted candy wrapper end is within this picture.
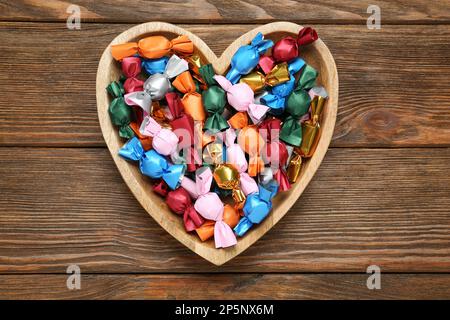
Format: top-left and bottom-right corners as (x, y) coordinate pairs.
(119, 138), (185, 190)
(126, 54), (188, 109)
(111, 35), (193, 60)
(240, 62), (290, 92)
(107, 81), (135, 139)
(297, 27), (318, 46)
(225, 32), (273, 84)
(286, 150), (302, 183)
(140, 116), (178, 156)
(172, 71), (205, 122)
(214, 75), (269, 124)
(122, 57), (144, 93)
(166, 188), (204, 232)
(165, 92), (195, 148)
(196, 204), (240, 242)
(234, 182), (278, 237)
(261, 58), (305, 114)
(203, 87), (229, 132)
(191, 167), (237, 248)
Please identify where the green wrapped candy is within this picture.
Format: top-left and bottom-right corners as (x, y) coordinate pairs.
(107, 81), (135, 139)
(280, 64), (318, 146)
(199, 64), (229, 132)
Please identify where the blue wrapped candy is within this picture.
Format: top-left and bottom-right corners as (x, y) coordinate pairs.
(226, 32), (273, 84)
(234, 181), (279, 236)
(119, 137), (185, 189)
(141, 56), (169, 75)
(261, 58), (305, 114)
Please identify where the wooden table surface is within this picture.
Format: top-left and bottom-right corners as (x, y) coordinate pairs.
(0, 0), (450, 299)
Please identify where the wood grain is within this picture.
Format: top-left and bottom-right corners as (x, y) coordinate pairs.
(1, 0), (450, 24)
(0, 147), (449, 273)
(1, 274), (450, 299)
(1, 23), (449, 147)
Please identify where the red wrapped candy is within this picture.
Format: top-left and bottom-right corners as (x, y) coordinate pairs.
(122, 57), (144, 93)
(166, 187), (204, 232)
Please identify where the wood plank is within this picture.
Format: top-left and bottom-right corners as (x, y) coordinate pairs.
(1, 274), (449, 299)
(0, 147), (449, 273)
(0, 23), (449, 147)
(1, 0), (450, 24)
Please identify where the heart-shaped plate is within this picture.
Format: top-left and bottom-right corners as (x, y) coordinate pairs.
(96, 22), (338, 265)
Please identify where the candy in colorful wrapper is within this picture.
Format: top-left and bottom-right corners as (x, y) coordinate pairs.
(272, 36), (299, 63)
(297, 27), (319, 46)
(108, 28), (325, 246)
(111, 35), (193, 60)
(107, 81), (135, 139)
(119, 137), (185, 189)
(203, 142), (225, 166)
(196, 204), (240, 242)
(258, 55), (276, 75)
(286, 149), (302, 183)
(222, 128), (258, 196)
(185, 54), (207, 88)
(165, 92), (194, 148)
(258, 118), (291, 191)
(121, 57), (144, 93)
(165, 91), (201, 172)
(172, 71), (205, 121)
(195, 121), (215, 148)
(153, 180), (169, 197)
(225, 32), (274, 84)
(124, 55), (189, 114)
(228, 112), (248, 129)
(270, 27), (318, 63)
(259, 167), (274, 186)
(239, 62), (290, 92)
(280, 64), (318, 146)
(214, 75), (269, 124)
(139, 116), (178, 156)
(199, 64), (229, 132)
(237, 125), (265, 177)
(308, 86), (328, 124)
(271, 142), (291, 191)
(297, 86), (328, 158)
(141, 56), (169, 75)
(130, 121), (152, 151)
(234, 181), (279, 237)
(181, 167), (237, 248)
(213, 164), (246, 210)
(261, 58), (305, 115)
(166, 187), (204, 232)
(259, 117), (281, 162)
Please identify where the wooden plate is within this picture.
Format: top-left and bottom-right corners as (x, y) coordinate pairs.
(96, 21), (338, 265)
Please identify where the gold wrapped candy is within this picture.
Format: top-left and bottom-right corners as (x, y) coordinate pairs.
(203, 142), (224, 165)
(213, 164), (246, 209)
(286, 150), (302, 183)
(310, 90), (327, 124)
(239, 62), (290, 92)
(185, 54), (206, 88)
(298, 92), (327, 158)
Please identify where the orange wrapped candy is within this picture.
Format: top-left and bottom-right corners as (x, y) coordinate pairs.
(172, 71), (206, 121)
(111, 35), (194, 61)
(238, 125), (265, 177)
(228, 112), (248, 129)
(196, 204), (241, 241)
(130, 122), (152, 151)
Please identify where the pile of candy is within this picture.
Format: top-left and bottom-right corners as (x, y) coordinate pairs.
(107, 27), (328, 248)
